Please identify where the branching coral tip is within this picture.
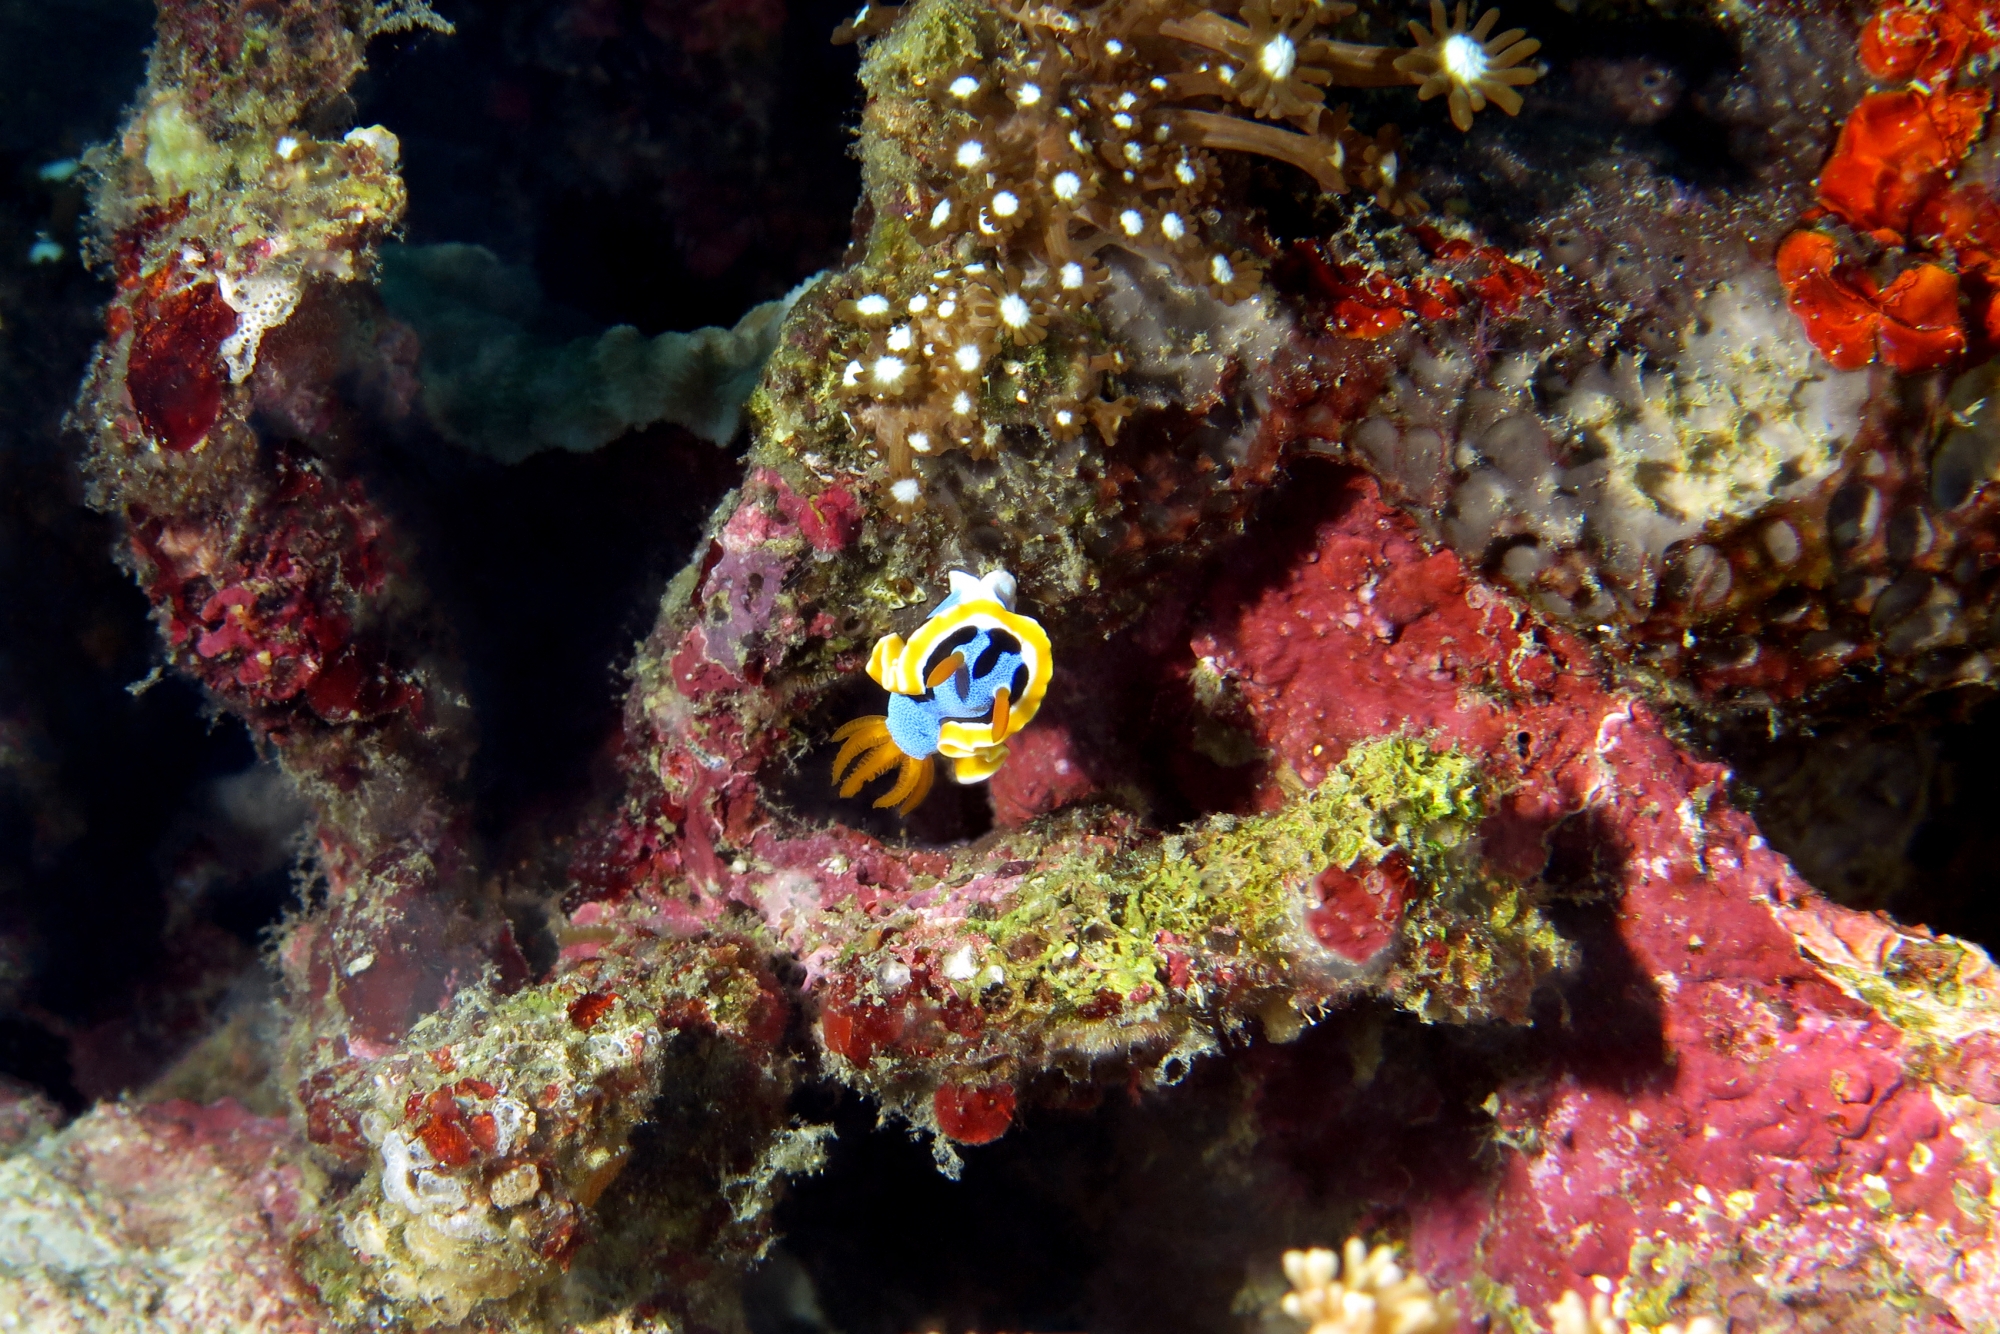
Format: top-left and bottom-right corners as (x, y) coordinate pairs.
(831, 570), (1053, 815)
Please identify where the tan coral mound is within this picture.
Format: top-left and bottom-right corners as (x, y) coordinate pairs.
(1280, 1240), (1457, 1334)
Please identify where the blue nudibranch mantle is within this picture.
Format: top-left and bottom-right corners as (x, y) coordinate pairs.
(831, 569), (1053, 814)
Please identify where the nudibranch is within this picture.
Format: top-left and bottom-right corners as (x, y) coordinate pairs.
(831, 569), (1053, 815)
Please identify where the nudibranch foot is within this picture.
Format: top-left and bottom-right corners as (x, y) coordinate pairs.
(829, 569), (1053, 817)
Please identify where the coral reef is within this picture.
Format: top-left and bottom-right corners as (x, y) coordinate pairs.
(65, 1), (800, 1326)
(35, 0), (2000, 1329)
(0, 1097), (323, 1332)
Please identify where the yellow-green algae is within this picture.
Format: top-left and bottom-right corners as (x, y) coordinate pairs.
(984, 736), (1488, 1008)
(1464, 1273), (1542, 1334)
(837, 739), (1570, 1072)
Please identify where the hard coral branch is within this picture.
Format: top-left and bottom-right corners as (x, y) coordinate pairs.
(1281, 1240), (1457, 1334)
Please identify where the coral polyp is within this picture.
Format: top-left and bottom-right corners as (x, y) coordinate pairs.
(1394, 0), (1542, 132)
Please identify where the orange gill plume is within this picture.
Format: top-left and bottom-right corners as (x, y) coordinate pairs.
(830, 716), (938, 815)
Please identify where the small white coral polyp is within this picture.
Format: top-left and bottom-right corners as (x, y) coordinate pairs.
(1548, 1289), (1723, 1334)
(1395, 0), (1542, 132)
(833, 0), (1542, 498)
(1279, 1239), (1457, 1334)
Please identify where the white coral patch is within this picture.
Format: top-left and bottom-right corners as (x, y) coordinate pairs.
(380, 1131), (429, 1215)
(942, 945), (978, 980)
(1557, 273), (1869, 552)
(216, 271), (301, 384)
(999, 293), (1033, 328)
(490, 1098), (534, 1156)
(488, 1163), (540, 1211)
(342, 124), (401, 164)
(956, 140), (987, 169)
(1439, 273), (1870, 610)
(891, 477), (921, 504)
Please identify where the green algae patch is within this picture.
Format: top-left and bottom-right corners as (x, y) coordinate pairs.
(806, 736), (1571, 1140)
(1620, 1235), (1721, 1331)
(141, 96), (231, 198)
(975, 737), (1562, 1035)
(1463, 1274), (1543, 1334)
(857, 0), (993, 106)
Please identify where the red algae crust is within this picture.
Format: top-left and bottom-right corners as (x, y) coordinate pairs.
(1192, 471), (2000, 1328)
